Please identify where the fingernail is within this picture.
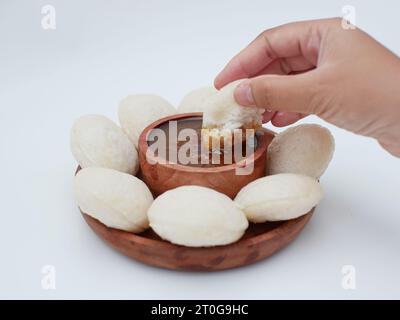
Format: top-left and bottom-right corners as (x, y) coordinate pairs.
(235, 82), (255, 106)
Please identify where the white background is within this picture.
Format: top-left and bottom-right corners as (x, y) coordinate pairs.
(1, 0), (400, 299)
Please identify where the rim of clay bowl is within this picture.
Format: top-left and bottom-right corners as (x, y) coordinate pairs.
(138, 112), (274, 173)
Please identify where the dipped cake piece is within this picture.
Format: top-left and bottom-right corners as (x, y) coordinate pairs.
(201, 80), (265, 151)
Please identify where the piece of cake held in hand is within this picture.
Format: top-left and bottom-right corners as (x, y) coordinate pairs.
(235, 173), (323, 223)
(266, 124), (335, 178)
(201, 80), (265, 151)
(148, 186), (249, 247)
(74, 167), (153, 233)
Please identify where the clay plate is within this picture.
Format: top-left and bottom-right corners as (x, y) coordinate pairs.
(80, 205), (313, 271)
(76, 120), (314, 270)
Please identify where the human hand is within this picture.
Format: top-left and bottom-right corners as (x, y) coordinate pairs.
(214, 18), (400, 157)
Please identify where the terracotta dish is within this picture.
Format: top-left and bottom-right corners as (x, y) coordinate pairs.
(138, 112), (273, 198)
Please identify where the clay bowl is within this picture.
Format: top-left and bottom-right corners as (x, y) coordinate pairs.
(138, 112), (273, 199)
(81, 208), (313, 271)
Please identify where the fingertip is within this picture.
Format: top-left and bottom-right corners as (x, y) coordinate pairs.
(213, 75), (224, 90)
(214, 69), (233, 89)
(271, 112), (303, 127)
(215, 58), (248, 90)
(262, 110), (276, 123)
(214, 64), (232, 89)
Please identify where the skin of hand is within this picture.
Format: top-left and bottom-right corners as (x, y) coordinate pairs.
(214, 18), (400, 157)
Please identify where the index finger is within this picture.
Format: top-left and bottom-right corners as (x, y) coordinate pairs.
(214, 20), (322, 89)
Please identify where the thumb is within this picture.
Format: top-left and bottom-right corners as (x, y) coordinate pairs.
(234, 73), (318, 114)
